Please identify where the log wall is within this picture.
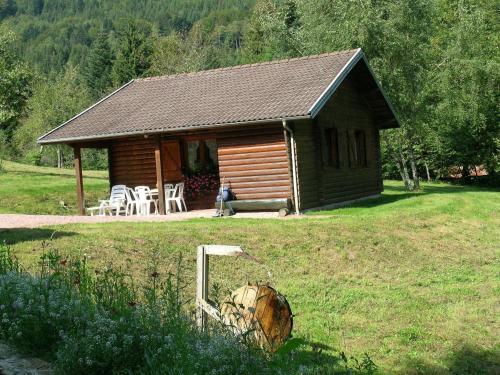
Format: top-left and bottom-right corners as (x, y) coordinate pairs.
(295, 76), (383, 209)
(294, 119), (321, 209)
(109, 136), (157, 188)
(217, 125), (292, 200)
(106, 75), (382, 212)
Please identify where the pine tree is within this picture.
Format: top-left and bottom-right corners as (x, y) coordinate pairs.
(111, 20), (154, 86)
(82, 32), (113, 99)
(0, 0), (17, 20)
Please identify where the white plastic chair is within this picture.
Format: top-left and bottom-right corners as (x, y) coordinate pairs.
(166, 183), (187, 213)
(163, 184), (175, 213)
(99, 185), (127, 216)
(125, 187), (139, 216)
(135, 186), (158, 216)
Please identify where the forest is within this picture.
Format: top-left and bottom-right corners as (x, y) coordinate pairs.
(0, 0), (498, 188)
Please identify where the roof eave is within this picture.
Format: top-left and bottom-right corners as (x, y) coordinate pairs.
(37, 80), (135, 144)
(37, 115), (312, 145)
(360, 54), (401, 128)
(308, 48), (363, 118)
(307, 48), (401, 128)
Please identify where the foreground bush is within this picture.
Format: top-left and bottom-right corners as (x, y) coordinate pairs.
(0, 243), (376, 374)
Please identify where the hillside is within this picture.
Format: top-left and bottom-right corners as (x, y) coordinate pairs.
(1, 0), (254, 73)
(0, 0), (497, 188)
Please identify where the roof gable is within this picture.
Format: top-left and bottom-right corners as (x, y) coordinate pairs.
(38, 48), (398, 144)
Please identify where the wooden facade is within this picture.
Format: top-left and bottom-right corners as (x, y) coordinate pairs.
(294, 76), (384, 209)
(103, 124), (292, 210)
(217, 125), (291, 201)
(40, 49), (399, 215)
(109, 137), (157, 187)
(73, 72), (387, 213)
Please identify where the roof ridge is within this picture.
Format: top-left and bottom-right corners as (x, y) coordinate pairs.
(137, 48), (360, 82)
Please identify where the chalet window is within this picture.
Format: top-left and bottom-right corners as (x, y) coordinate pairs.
(347, 130), (367, 168)
(324, 128), (340, 168)
(355, 130), (367, 167)
(187, 139), (218, 173)
(187, 141), (200, 172)
(205, 140), (219, 169)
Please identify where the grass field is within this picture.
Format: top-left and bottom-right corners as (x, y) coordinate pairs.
(0, 160), (109, 214)
(0, 162), (499, 374)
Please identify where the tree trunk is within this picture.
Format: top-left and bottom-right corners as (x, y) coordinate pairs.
(387, 141), (412, 191)
(396, 164), (410, 190)
(396, 152), (413, 191)
(408, 147), (420, 190)
(462, 164), (469, 180)
(57, 147), (64, 169)
(401, 162), (413, 190)
(425, 162), (431, 182)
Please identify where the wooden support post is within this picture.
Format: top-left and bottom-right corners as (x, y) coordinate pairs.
(196, 245), (244, 330)
(73, 146), (85, 216)
(154, 138), (166, 215)
(196, 245), (209, 330)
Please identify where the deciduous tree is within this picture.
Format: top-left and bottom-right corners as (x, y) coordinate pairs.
(13, 67), (92, 167)
(0, 25), (33, 152)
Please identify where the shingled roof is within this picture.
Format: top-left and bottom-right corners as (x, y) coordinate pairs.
(38, 48), (398, 144)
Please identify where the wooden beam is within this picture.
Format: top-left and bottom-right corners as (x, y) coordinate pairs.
(73, 146), (85, 216)
(196, 244), (244, 330)
(204, 245), (243, 256)
(69, 140), (111, 149)
(215, 199), (289, 211)
(154, 138), (166, 215)
(107, 146), (114, 190)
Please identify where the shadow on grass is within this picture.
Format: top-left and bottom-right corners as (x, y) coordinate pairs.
(274, 338), (377, 373)
(0, 228), (76, 245)
(307, 180), (499, 214)
(322, 183), (476, 211)
(399, 344), (500, 375)
(337, 191), (418, 209)
(383, 183), (468, 195)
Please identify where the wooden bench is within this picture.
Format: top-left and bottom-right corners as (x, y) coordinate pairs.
(214, 198), (290, 215)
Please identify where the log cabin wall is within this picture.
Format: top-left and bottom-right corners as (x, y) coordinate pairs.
(109, 136), (157, 187)
(217, 124), (292, 201)
(293, 119), (321, 209)
(295, 76), (383, 209)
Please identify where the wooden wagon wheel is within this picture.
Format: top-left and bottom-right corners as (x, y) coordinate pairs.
(221, 284), (293, 352)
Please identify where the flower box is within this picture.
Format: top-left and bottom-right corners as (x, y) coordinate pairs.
(187, 190), (218, 210)
(183, 172), (219, 210)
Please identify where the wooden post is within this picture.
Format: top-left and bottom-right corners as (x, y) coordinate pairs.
(154, 138), (166, 215)
(196, 245), (209, 330)
(196, 245), (244, 330)
(107, 146), (114, 190)
(73, 146), (85, 216)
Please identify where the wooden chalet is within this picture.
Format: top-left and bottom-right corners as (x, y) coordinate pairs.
(38, 48), (399, 215)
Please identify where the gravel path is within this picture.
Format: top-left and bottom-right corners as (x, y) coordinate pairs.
(0, 211), (293, 229)
(0, 342), (52, 375)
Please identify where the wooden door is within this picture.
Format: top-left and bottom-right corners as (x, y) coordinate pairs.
(162, 140), (183, 183)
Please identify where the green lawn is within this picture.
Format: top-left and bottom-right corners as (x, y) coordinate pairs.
(0, 162), (499, 374)
(0, 160), (109, 214)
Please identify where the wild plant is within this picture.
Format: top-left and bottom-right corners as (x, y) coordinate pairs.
(0, 241), (20, 273)
(0, 241), (377, 374)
